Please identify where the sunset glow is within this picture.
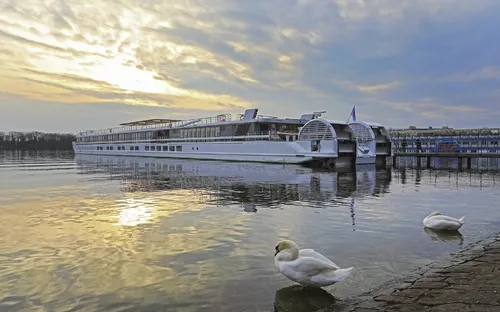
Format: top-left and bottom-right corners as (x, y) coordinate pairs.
(1, 0), (499, 132)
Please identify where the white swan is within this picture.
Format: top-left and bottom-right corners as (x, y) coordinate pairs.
(423, 211), (465, 231)
(274, 240), (353, 288)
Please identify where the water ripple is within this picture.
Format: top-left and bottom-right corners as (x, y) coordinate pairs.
(1, 152), (500, 311)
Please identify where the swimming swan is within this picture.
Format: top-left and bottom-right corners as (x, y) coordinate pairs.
(423, 211), (465, 231)
(274, 240), (353, 288)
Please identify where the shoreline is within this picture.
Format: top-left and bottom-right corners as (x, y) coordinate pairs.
(318, 231), (500, 311)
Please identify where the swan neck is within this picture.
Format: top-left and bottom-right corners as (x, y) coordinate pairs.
(276, 244), (299, 262)
(286, 241), (299, 260)
(426, 212), (440, 219)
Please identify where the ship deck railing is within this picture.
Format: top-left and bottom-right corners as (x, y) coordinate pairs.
(393, 147), (500, 154)
(389, 130), (500, 139)
(77, 113), (234, 137)
(391, 136), (500, 141)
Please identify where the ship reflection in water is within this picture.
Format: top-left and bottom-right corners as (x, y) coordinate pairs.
(75, 154), (391, 210)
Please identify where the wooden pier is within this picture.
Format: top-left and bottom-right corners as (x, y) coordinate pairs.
(392, 152), (500, 170)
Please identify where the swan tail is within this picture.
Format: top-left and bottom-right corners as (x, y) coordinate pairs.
(330, 267), (354, 282)
(459, 216), (465, 224)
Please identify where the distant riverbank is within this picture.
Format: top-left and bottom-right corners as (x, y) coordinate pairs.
(0, 131), (75, 150)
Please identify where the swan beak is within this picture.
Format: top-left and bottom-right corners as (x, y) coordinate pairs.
(274, 246), (279, 256)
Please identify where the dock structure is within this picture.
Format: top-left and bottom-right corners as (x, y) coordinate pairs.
(392, 151), (500, 171)
(388, 126), (500, 170)
(389, 126), (500, 138)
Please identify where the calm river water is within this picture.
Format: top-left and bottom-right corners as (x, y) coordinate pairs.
(1, 151), (500, 312)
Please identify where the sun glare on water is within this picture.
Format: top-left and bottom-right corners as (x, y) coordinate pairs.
(115, 198), (155, 227)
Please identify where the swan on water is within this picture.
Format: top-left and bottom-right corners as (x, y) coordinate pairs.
(274, 240), (353, 288)
(423, 211), (465, 231)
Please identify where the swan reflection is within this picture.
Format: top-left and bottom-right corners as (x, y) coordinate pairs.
(423, 227), (464, 245)
(274, 285), (337, 312)
(242, 203), (257, 213)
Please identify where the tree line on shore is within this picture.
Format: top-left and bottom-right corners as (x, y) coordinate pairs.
(0, 131), (76, 150)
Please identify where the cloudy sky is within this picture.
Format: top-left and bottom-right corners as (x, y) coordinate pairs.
(1, 0), (500, 133)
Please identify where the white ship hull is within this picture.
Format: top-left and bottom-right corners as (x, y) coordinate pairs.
(73, 141), (323, 164)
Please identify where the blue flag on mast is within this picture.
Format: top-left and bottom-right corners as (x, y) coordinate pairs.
(350, 106), (356, 122)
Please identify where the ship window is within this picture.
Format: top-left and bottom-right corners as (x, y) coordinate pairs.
(176, 146), (182, 152)
(145, 146), (150, 151)
(169, 146), (175, 151)
(135, 146), (139, 151)
(110, 146), (113, 150)
(156, 146), (161, 151)
(118, 146), (121, 150)
(163, 146), (168, 151)
(259, 123), (269, 132)
(130, 146), (134, 151)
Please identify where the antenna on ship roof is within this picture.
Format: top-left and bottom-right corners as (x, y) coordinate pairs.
(313, 111), (326, 119)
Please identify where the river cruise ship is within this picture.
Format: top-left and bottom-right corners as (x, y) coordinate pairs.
(73, 108), (392, 168)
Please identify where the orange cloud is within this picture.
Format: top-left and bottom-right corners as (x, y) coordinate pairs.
(0, 1), (262, 112)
